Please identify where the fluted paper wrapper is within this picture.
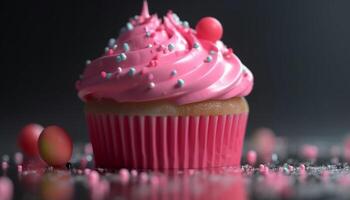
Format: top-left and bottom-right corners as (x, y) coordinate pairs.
(85, 113), (248, 170)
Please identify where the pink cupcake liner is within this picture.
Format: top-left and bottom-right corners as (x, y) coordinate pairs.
(85, 113), (248, 170)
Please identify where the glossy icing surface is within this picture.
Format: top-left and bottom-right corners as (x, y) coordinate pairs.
(76, 1), (253, 105)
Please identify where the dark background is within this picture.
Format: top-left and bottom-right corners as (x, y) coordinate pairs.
(1, 0), (350, 153)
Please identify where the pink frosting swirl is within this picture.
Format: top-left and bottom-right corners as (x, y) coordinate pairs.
(76, 2), (253, 105)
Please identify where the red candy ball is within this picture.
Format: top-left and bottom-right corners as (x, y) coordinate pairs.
(38, 126), (73, 167)
(18, 123), (44, 157)
(196, 17), (223, 42)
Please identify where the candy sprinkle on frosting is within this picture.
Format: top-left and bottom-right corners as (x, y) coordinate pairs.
(126, 22), (134, 31)
(168, 43), (175, 51)
(106, 73), (112, 79)
(176, 79), (185, 88)
(108, 38), (116, 48)
(85, 60), (91, 65)
(116, 67), (122, 74)
(128, 67), (136, 76)
(100, 71), (112, 79)
(193, 42), (200, 49)
(171, 70), (177, 76)
(116, 53), (127, 63)
(172, 13), (180, 22)
(182, 21), (189, 28)
(123, 43), (130, 52)
(148, 82), (155, 89)
(205, 55), (213, 63)
(107, 49), (114, 55)
(100, 71), (107, 78)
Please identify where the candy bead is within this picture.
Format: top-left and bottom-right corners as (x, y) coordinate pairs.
(148, 82), (155, 89)
(126, 22), (134, 30)
(18, 123), (44, 157)
(128, 67), (136, 76)
(301, 144), (318, 162)
(108, 38), (116, 48)
(246, 150), (257, 166)
(123, 43), (130, 52)
(209, 50), (216, 55)
(171, 70), (177, 76)
(182, 21), (190, 28)
(119, 169), (130, 183)
(116, 53), (127, 62)
(205, 55), (212, 63)
(176, 79), (185, 88)
(172, 13), (180, 22)
(168, 43), (175, 51)
(106, 73), (112, 79)
(196, 17), (223, 42)
(100, 71), (107, 78)
(0, 177), (13, 200)
(116, 67), (122, 74)
(193, 42), (200, 49)
(38, 126), (73, 167)
(107, 49), (114, 55)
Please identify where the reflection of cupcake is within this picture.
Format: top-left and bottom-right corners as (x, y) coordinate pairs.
(76, 1), (253, 169)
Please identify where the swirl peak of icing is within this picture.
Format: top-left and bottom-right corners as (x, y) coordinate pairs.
(76, 1), (253, 105)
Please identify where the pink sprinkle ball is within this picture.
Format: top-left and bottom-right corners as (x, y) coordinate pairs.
(259, 164), (268, 175)
(131, 169), (138, 177)
(17, 165), (23, 173)
(88, 170), (100, 186)
(321, 170), (330, 182)
(107, 49), (114, 55)
(0, 177), (13, 200)
(84, 168), (91, 175)
(139, 172), (149, 183)
(17, 123), (44, 157)
(251, 128), (276, 163)
(38, 125), (73, 167)
(300, 144), (318, 161)
(119, 169), (130, 183)
(150, 175), (160, 186)
(100, 71), (107, 78)
(288, 165), (294, 172)
(196, 17), (223, 42)
(247, 150), (257, 166)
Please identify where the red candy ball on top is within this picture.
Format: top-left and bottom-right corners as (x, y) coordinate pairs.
(18, 123), (44, 157)
(196, 17), (223, 42)
(38, 126), (73, 167)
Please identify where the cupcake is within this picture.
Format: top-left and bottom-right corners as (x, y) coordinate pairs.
(76, 1), (253, 170)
